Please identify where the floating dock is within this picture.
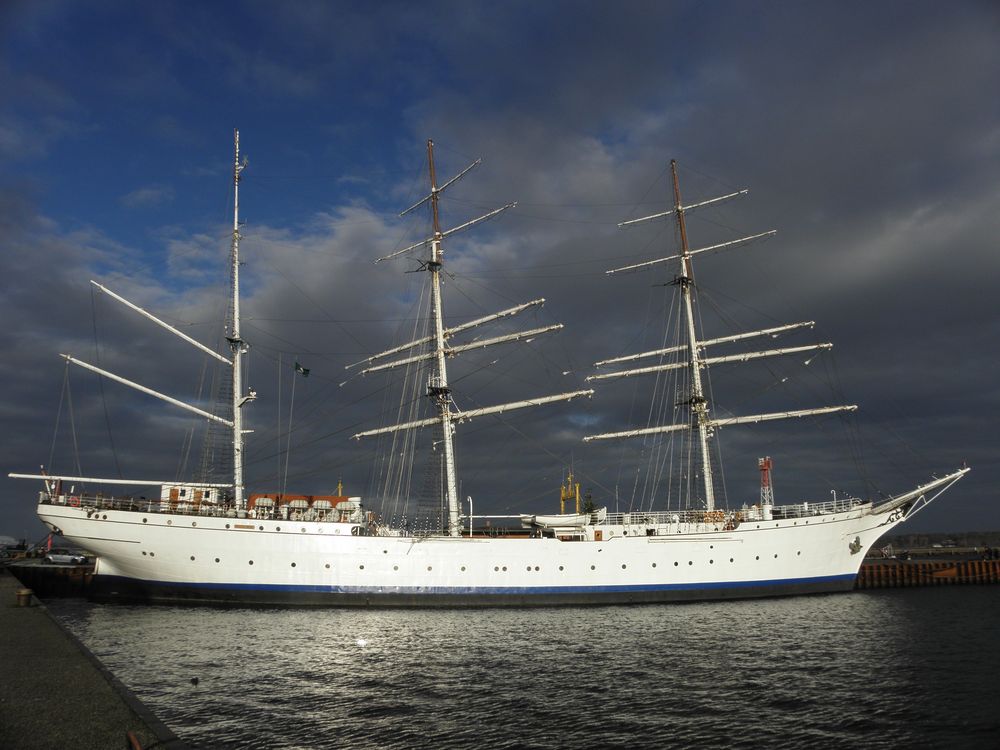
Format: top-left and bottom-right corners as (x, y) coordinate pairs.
(0, 567), (186, 750)
(6, 560), (93, 597)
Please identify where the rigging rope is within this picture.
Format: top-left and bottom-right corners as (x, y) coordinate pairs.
(90, 287), (123, 479)
(48, 363), (69, 472)
(65, 366), (83, 481)
(281, 357), (298, 497)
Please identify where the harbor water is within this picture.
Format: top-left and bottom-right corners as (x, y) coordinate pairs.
(47, 588), (999, 749)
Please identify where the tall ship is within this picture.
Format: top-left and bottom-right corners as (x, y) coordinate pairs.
(11, 134), (968, 606)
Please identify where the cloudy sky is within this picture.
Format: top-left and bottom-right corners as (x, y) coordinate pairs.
(2, 0), (997, 541)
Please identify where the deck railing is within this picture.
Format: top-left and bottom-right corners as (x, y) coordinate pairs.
(601, 496), (865, 527)
(38, 492), (359, 524)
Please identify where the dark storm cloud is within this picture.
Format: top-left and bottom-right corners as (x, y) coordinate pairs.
(1, 1), (997, 541)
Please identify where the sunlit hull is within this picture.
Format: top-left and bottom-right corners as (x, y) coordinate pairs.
(37, 498), (909, 607)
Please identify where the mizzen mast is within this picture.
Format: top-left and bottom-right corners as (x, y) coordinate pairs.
(229, 129), (254, 511)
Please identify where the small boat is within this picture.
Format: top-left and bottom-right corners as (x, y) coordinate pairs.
(521, 507), (608, 529)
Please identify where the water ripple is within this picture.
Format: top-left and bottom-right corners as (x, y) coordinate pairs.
(48, 588), (1000, 749)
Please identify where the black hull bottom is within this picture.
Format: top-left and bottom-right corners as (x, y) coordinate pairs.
(90, 574), (857, 608)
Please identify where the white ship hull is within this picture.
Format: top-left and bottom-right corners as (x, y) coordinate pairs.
(36, 492), (927, 607)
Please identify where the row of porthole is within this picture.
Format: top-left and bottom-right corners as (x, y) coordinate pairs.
(142, 551), (338, 571)
(153, 551), (805, 568)
(142, 517), (317, 534)
(752, 520), (822, 528)
(136, 517), (833, 532)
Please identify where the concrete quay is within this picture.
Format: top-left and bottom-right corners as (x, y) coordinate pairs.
(0, 568), (186, 750)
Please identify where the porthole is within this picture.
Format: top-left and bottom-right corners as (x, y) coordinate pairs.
(142, 551), (147, 556)
(502, 566), (507, 572)
(258, 526), (264, 531)
(674, 562), (679, 567)
(225, 523), (230, 529)
(652, 563), (657, 568)
(190, 556), (195, 561)
(192, 522), (197, 527)
(383, 550), (388, 554)
(215, 558), (220, 563)
(688, 561), (693, 566)
(534, 566), (539, 571)
(621, 564), (627, 569)
(558, 566), (564, 571)
(797, 551), (801, 556)
(248, 560), (254, 565)
(149, 552), (155, 557)
(755, 555), (759, 560)
(623, 531), (628, 536)
(710, 545), (714, 549)
(167, 520), (172, 526)
(359, 565), (365, 570)
(461, 566), (466, 572)
(102, 515), (107, 520)
(709, 559), (714, 564)
(774, 554), (778, 559)
(494, 566), (500, 572)
(590, 565), (596, 570)
(427, 566), (433, 571)
(301, 528), (306, 533)
(142, 518), (148, 524)
(730, 558), (734, 563)
(326, 564), (332, 569)
(526, 566), (532, 572)
(276, 527), (281, 531)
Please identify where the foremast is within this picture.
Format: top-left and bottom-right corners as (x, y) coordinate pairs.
(585, 159), (857, 512)
(352, 140), (593, 536)
(670, 161), (717, 510)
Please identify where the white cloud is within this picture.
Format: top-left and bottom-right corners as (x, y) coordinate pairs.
(120, 184), (176, 209)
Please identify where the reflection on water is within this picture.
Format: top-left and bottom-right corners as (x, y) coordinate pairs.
(49, 589), (1000, 749)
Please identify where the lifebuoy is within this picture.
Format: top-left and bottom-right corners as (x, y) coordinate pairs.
(350, 526), (360, 536)
(69, 496), (80, 507)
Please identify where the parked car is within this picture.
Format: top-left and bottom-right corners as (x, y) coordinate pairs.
(44, 548), (88, 565)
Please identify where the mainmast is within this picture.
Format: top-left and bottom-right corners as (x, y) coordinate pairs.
(229, 129), (252, 511)
(425, 140), (461, 536)
(353, 140), (593, 536)
(670, 160), (716, 510)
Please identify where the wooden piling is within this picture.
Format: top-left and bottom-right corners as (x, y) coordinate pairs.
(856, 559), (1000, 589)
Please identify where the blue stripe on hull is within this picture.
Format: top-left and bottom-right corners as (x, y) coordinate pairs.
(91, 573), (858, 607)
